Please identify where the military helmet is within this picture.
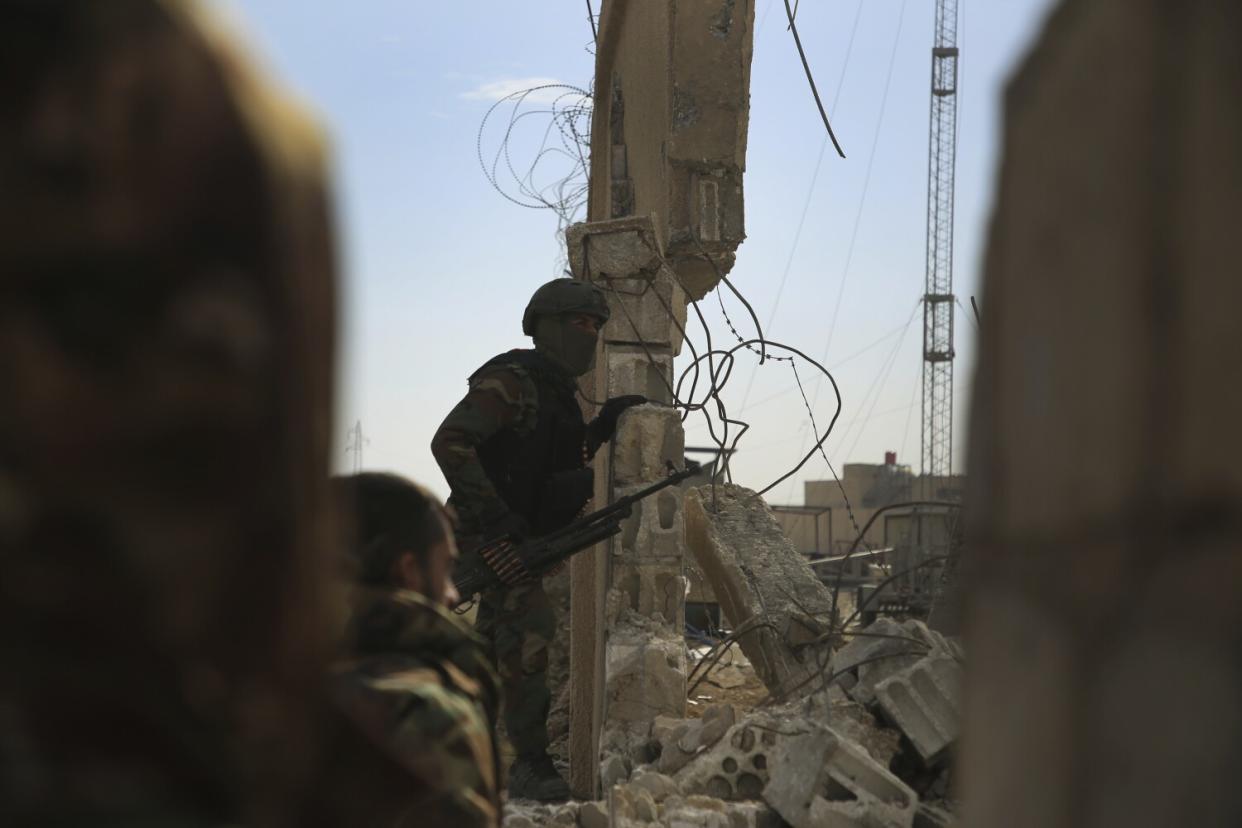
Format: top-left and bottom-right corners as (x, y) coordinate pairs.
(521, 278), (610, 336)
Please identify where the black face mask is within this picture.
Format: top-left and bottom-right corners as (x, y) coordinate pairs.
(533, 315), (599, 377)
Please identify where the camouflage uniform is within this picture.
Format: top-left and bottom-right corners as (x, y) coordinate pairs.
(332, 588), (502, 827)
(431, 350), (593, 760)
(0, 1), (344, 825)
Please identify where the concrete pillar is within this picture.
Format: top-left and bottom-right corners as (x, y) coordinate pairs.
(568, 0), (756, 798)
(959, 2), (1242, 825)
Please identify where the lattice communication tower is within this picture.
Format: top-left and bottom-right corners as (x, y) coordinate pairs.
(920, 0), (960, 483)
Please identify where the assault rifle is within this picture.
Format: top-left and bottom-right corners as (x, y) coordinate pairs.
(453, 461), (701, 598)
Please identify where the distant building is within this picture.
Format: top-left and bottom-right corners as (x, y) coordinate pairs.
(779, 452), (964, 560)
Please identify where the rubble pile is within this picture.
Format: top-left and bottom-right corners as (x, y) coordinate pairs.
(505, 617), (962, 827)
(510, 479), (964, 826)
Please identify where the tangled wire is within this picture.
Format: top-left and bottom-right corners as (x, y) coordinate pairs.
(476, 83), (593, 257)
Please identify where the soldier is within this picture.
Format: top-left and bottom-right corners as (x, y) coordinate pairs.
(331, 473), (503, 827)
(431, 278), (644, 801)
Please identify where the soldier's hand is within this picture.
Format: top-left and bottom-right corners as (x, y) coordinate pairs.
(589, 395), (647, 443)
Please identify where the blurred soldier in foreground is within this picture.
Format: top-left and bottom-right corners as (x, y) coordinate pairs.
(332, 473), (501, 827)
(431, 278), (644, 800)
(0, 1), (339, 824)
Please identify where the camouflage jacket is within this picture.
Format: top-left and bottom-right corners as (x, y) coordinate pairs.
(431, 349), (592, 536)
(331, 589), (502, 828)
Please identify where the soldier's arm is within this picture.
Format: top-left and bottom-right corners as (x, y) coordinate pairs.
(430, 365), (535, 530)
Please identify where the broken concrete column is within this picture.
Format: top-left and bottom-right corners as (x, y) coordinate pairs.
(683, 483), (836, 700)
(572, 0), (757, 798)
(570, 217), (692, 798)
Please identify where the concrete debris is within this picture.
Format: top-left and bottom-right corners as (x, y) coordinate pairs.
(655, 704), (738, 775)
(606, 610), (687, 723)
(630, 769), (682, 802)
(762, 722), (917, 828)
(503, 801), (582, 828)
(706, 664), (748, 690)
(913, 803), (956, 828)
(610, 781), (661, 826)
(684, 484), (836, 700)
(601, 753), (632, 791)
(578, 801), (610, 828)
(831, 618), (958, 705)
(829, 694), (903, 770)
(672, 711), (779, 801)
(874, 653), (962, 766)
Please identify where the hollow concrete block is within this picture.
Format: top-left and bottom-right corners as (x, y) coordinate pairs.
(762, 723), (917, 828)
(874, 653), (963, 765)
(612, 404), (686, 487)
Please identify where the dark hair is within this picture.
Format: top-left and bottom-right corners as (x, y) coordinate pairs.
(332, 472), (450, 586)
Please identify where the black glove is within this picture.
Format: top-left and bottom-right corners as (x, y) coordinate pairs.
(482, 510), (531, 543)
(588, 395), (647, 444)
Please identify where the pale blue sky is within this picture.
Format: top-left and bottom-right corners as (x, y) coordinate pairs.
(222, 0), (1056, 504)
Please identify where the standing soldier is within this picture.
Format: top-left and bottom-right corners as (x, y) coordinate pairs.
(431, 279), (644, 800)
(332, 473), (503, 827)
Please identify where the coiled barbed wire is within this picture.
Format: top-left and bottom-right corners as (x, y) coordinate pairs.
(476, 82), (593, 267)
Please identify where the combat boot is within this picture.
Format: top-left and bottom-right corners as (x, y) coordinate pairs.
(508, 753), (570, 802)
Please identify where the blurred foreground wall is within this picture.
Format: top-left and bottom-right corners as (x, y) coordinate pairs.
(960, 1), (1242, 826)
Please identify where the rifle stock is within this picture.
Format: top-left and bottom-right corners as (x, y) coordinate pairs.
(453, 461), (701, 599)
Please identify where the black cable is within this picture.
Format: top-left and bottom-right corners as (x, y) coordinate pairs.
(783, 0), (846, 157)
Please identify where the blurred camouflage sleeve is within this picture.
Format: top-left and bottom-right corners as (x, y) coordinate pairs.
(431, 364), (537, 529)
(334, 666), (501, 828)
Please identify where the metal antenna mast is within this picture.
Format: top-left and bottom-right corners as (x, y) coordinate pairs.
(920, 0), (959, 488)
(345, 420), (369, 473)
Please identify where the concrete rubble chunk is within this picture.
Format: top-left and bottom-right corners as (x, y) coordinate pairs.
(605, 611), (687, 722)
(657, 704), (737, 775)
(578, 801), (610, 828)
(683, 484), (836, 699)
(832, 618), (950, 705)
(631, 769), (682, 802)
(762, 722), (917, 828)
(830, 696), (903, 769)
(602, 752), (632, 790)
(611, 781), (660, 827)
(874, 653), (963, 766)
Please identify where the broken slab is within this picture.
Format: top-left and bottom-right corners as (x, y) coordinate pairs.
(832, 618), (951, 705)
(874, 653), (963, 766)
(683, 484), (836, 700)
(762, 723), (917, 828)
